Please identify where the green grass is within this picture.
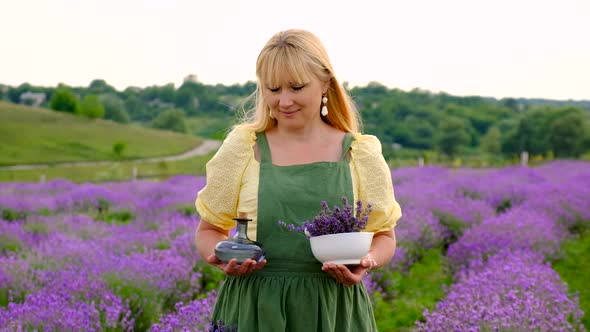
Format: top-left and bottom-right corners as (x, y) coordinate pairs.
(0, 234), (23, 254)
(552, 222), (590, 329)
(1, 208), (28, 221)
(102, 273), (163, 331)
(0, 152), (214, 182)
(374, 248), (452, 331)
(0, 101), (202, 165)
(0, 288), (9, 307)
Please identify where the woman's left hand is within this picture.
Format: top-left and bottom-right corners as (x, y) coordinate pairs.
(321, 256), (374, 286)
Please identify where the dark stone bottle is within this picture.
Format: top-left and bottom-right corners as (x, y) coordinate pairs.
(214, 214), (265, 264)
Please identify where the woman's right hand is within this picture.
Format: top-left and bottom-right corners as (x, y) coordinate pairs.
(206, 254), (267, 277)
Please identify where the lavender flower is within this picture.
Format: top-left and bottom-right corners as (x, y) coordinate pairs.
(149, 291), (218, 332)
(416, 250), (584, 332)
(278, 197), (373, 237)
(207, 320), (238, 332)
(447, 206), (569, 268)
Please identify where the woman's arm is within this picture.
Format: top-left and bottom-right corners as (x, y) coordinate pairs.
(195, 219), (229, 260)
(195, 220), (266, 276)
(365, 229), (396, 269)
(321, 229), (396, 286)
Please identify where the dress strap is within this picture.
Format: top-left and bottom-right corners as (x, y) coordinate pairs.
(256, 132), (272, 164)
(340, 133), (354, 160)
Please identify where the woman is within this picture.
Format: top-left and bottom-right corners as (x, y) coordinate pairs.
(195, 29), (402, 331)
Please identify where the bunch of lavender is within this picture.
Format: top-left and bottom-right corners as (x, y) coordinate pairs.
(278, 197), (372, 237)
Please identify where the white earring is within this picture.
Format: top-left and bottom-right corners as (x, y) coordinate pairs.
(269, 110), (274, 119)
(321, 95), (328, 116)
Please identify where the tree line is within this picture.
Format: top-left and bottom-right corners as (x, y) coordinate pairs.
(349, 83), (590, 159)
(1, 78), (589, 159)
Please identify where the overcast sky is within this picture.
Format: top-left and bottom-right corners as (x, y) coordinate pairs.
(2, 0), (589, 100)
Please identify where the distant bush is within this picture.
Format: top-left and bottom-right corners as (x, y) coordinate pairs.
(113, 141), (126, 157)
(50, 87), (78, 113)
(152, 109), (187, 133)
(100, 94), (130, 124)
(78, 94), (105, 119)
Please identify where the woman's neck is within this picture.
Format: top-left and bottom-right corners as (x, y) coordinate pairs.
(273, 121), (333, 143)
(265, 122), (346, 166)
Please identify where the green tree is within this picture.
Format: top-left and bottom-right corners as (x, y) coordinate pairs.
(583, 132), (590, 155)
(78, 94), (105, 118)
(436, 117), (470, 157)
(548, 112), (587, 157)
(175, 88), (199, 116)
(144, 83), (176, 103)
(513, 107), (553, 156)
(481, 127), (502, 154)
(100, 94), (130, 123)
(88, 79), (116, 95)
(501, 128), (520, 156)
(113, 141), (126, 157)
(50, 87), (78, 113)
(401, 116), (435, 149)
(152, 109), (187, 133)
(501, 97), (520, 112)
(122, 91), (147, 121)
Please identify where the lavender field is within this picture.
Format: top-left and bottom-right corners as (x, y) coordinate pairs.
(1, 161), (589, 331)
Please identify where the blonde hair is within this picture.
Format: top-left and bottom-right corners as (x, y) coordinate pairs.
(236, 29), (361, 133)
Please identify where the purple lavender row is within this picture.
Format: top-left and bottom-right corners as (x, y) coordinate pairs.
(416, 162), (590, 331)
(416, 250), (584, 331)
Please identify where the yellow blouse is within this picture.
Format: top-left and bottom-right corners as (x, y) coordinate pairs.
(195, 126), (402, 240)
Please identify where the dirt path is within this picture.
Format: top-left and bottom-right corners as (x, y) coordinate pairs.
(0, 139), (222, 171)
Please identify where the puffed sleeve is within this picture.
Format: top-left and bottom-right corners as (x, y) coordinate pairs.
(195, 126), (256, 230)
(350, 133), (402, 233)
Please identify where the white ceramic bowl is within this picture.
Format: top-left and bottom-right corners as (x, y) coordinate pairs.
(309, 232), (374, 265)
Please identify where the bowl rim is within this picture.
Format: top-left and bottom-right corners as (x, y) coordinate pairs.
(309, 231), (374, 240)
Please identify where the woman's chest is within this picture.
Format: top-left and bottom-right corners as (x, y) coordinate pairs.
(268, 143), (343, 166)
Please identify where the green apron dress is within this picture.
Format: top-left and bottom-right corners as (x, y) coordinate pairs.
(211, 132), (378, 332)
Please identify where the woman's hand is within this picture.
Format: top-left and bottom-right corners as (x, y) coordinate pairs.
(321, 256), (375, 286)
(206, 254), (267, 277)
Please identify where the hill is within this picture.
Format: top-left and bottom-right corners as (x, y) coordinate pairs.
(0, 101), (202, 166)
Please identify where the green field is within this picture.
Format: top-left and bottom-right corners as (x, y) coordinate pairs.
(0, 153), (213, 183)
(0, 101), (202, 166)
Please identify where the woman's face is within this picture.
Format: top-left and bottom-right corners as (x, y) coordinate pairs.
(262, 73), (328, 129)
